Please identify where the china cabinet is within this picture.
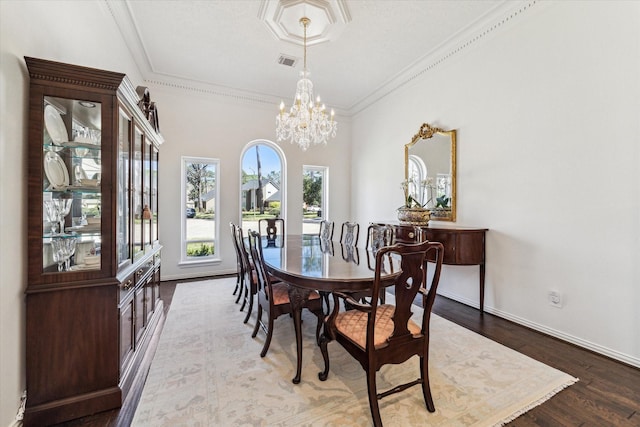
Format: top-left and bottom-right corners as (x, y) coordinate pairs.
(24, 57), (164, 426)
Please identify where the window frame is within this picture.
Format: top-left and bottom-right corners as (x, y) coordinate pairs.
(180, 156), (220, 265)
(302, 165), (329, 233)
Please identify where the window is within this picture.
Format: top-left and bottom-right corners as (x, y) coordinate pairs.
(302, 165), (328, 235)
(181, 157), (219, 263)
(240, 141), (285, 233)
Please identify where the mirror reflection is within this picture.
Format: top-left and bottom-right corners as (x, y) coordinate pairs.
(405, 123), (457, 221)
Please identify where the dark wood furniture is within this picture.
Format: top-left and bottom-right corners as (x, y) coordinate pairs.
(319, 241), (444, 427)
(258, 217), (285, 247)
(389, 223), (488, 312)
(261, 234), (401, 384)
(235, 225), (259, 323)
(248, 231), (324, 357)
(24, 57), (163, 426)
(229, 222), (244, 302)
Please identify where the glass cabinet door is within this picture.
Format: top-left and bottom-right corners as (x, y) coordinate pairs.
(117, 108), (131, 266)
(151, 147), (159, 244)
(132, 126), (143, 259)
(143, 140), (152, 250)
(42, 96), (102, 273)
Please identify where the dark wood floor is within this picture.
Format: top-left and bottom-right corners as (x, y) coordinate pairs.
(56, 276), (640, 427)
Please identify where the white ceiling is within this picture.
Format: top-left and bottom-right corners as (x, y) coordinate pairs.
(106, 0), (517, 115)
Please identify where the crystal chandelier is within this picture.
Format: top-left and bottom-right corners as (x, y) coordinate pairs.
(276, 17), (337, 151)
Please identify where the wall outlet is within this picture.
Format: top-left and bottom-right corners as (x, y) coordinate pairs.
(548, 290), (563, 308)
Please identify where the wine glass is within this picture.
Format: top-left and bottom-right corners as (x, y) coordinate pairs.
(44, 200), (61, 234)
(50, 238), (66, 271)
(58, 199), (73, 233)
(50, 237), (77, 271)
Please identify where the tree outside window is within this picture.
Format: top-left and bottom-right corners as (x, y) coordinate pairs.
(182, 157), (219, 261)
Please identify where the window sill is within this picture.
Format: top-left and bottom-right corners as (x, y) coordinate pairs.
(178, 257), (222, 267)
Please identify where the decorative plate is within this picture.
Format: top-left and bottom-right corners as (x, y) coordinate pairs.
(44, 104), (69, 145)
(44, 151), (69, 189)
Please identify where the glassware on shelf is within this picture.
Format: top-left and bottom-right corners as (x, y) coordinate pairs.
(44, 199), (73, 235)
(50, 237), (77, 271)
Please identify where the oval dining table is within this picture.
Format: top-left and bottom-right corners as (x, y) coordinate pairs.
(261, 234), (400, 384)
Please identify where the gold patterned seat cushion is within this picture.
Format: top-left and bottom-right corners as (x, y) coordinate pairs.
(334, 304), (421, 349)
(270, 283), (320, 305)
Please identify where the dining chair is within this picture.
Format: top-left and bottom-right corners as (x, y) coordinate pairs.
(319, 240), (444, 427)
(340, 221), (360, 246)
(258, 217), (285, 247)
(366, 223), (394, 253)
(247, 230), (324, 357)
(319, 220), (334, 241)
(229, 222), (244, 303)
(235, 225), (258, 324)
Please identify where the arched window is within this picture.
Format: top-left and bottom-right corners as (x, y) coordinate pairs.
(407, 154), (433, 207)
(240, 140), (286, 233)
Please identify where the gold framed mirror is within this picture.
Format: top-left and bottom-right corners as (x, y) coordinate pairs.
(404, 123), (457, 221)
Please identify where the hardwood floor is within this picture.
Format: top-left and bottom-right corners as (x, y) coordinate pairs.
(55, 276), (640, 427)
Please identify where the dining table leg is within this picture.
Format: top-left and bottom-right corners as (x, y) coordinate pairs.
(287, 285), (312, 384)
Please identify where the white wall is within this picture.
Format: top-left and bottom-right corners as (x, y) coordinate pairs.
(351, 1), (640, 366)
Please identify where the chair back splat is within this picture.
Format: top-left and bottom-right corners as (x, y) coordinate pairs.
(258, 218), (285, 247)
(366, 223), (394, 253)
(319, 240), (444, 427)
(235, 225), (258, 324)
(340, 221), (360, 246)
(229, 222), (244, 301)
(319, 220), (335, 241)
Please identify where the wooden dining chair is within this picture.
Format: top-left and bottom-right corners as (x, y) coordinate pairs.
(229, 222), (244, 303)
(319, 220), (334, 241)
(247, 230), (324, 357)
(234, 225), (258, 324)
(366, 223), (394, 253)
(319, 240), (444, 427)
(258, 217), (285, 247)
(340, 221), (360, 246)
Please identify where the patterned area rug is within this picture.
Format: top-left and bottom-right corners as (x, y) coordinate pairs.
(132, 279), (577, 426)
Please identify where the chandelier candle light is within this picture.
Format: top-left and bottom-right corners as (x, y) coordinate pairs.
(276, 17), (337, 151)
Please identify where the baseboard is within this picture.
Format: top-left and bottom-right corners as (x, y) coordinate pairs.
(436, 289), (640, 369)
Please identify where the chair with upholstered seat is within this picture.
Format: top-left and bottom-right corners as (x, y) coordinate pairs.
(258, 218), (285, 247)
(319, 220), (334, 241)
(248, 230), (324, 357)
(319, 240), (444, 427)
(229, 222), (244, 303)
(340, 221), (360, 246)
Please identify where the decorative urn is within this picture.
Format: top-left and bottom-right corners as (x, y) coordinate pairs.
(397, 206), (431, 225)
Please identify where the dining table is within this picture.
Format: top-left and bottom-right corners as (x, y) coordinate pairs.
(261, 234), (401, 384)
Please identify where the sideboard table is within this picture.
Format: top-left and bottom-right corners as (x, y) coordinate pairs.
(378, 222), (488, 313)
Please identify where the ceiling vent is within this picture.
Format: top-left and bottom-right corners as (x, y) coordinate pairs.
(278, 55), (297, 67)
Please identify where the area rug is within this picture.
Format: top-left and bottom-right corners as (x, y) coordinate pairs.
(132, 278), (577, 426)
